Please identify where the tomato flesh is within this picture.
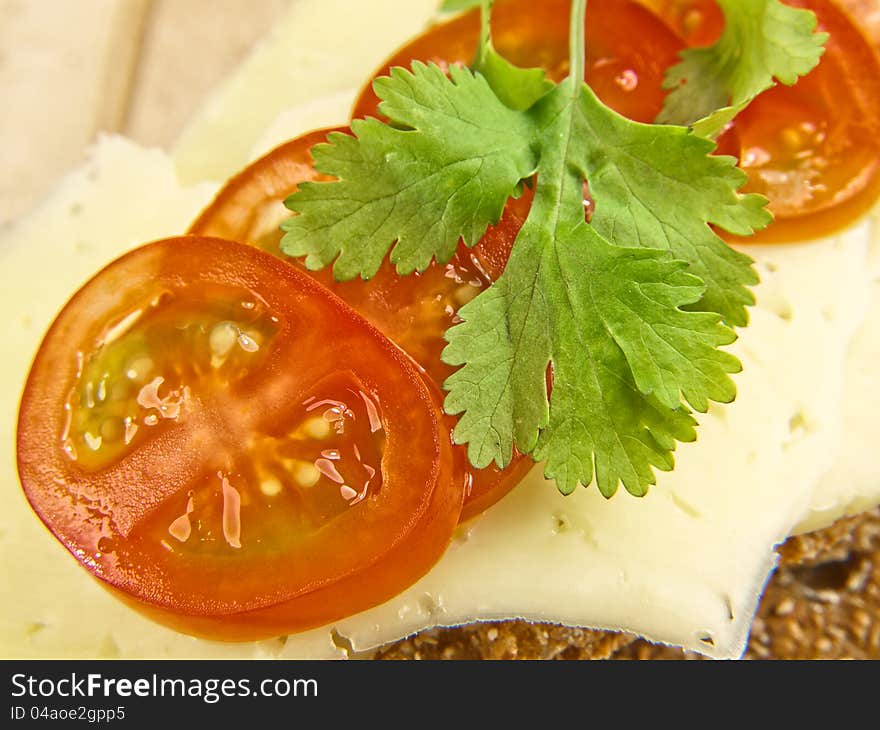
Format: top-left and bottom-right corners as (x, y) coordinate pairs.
(732, 0), (880, 242)
(17, 237), (461, 640)
(190, 129), (535, 522)
(62, 282), (279, 472)
(352, 0), (685, 123)
(640, 0), (880, 243)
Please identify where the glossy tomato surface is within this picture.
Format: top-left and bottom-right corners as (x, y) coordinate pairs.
(836, 0), (880, 45)
(642, 0), (880, 242)
(190, 129), (535, 522)
(352, 0), (686, 123)
(17, 236), (462, 640)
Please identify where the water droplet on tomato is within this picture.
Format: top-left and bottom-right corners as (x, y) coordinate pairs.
(615, 69), (638, 92)
(83, 432), (102, 451)
(220, 476), (242, 549)
(168, 513), (192, 542)
(123, 417), (137, 444)
(137, 376), (186, 420)
(357, 390), (383, 433)
(84, 381), (95, 409)
(315, 458), (345, 484)
(237, 332), (260, 353)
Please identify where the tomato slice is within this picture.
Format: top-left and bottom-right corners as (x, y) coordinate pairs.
(17, 236), (462, 640)
(835, 0), (880, 46)
(190, 129), (534, 522)
(351, 0), (686, 124)
(641, 0), (880, 243)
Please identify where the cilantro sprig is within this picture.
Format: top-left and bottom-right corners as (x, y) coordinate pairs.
(471, 0), (552, 110)
(281, 0), (825, 497)
(658, 0), (827, 138)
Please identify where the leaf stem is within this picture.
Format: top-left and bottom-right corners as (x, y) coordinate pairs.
(569, 0), (587, 93)
(476, 0), (494, 70)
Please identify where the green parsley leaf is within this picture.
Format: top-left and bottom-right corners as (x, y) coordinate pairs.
(281, 0), (780, 497)
(442, 219), (734, 497)
(473, 1), (553, 110)
(658, 0), (828, 138)
(439, 0), (482, 12)
(281, 62), (537, 279)
(444, 78), (742, 496)
(577, 83), (768, 327)
(475, 35), (553, 110)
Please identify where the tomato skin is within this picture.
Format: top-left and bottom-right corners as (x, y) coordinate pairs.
(641, 0), (880, 243)
(17, 236), (462, 640)
(836, 0), (880, 45)
(191, 128), (535, 523)
(352, 0), (686, 124)
(189, 127), (340, 243)
(732, 0), (880, 243)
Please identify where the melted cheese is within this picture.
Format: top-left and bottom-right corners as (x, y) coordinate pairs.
(2, 0), (879, 659)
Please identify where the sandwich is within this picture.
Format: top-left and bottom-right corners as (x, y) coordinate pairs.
(3, 0), (879, 660)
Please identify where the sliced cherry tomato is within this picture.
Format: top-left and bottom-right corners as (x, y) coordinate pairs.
(635, 0), (723, 45)
(352, 0), (686, 124)
(17, 236), (462, 640)
(641, 0), (880, 243)
(190, 128), (534, 522)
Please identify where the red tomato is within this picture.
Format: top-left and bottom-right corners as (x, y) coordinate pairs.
(641, 0), (880, 243)
(190, 128), (534, 522)
(836, 0), (880, 46)
(352, 0), (686, 123)
(17, 236), (462, 640)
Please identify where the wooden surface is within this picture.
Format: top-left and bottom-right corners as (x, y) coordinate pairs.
(0, 0), (291, 226)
